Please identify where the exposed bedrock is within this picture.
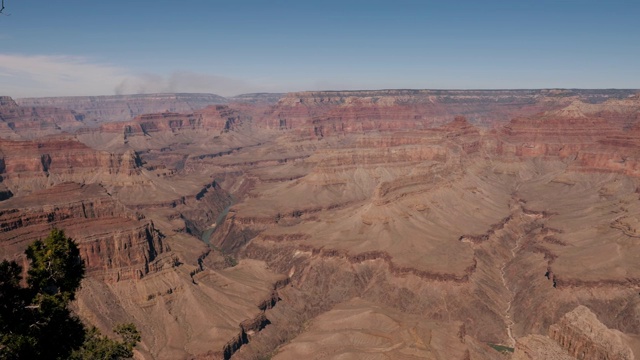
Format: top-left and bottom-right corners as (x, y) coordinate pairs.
(0, 136), (143, 195)
(73, 259), (287, 360)
(99, 105), (244, 139)
(0, 90), (639, 359)
(514, 305), (636, 360)
(496, 97), (640, 176)
(0, 96), (85, 139)
(221, 155), (640, 359)
(261, 89), (638, 135)
(549, 306), (634, 360)
(229, 194), (546, 355)
(16, 93), (229, 123)
(0, 182), (168, 281)
(174, 180), (234, 237)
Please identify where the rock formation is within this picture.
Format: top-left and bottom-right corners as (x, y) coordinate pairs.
(549, 306), (634, 360)
(0, 136), (142, 196)
(514, 305), (635, 360)
(17, 93), (228, 123)
(1, 89), (640, 359)
(0, 96), (85, 139)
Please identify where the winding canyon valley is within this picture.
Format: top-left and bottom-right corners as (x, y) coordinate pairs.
(2, 89), (640, 359)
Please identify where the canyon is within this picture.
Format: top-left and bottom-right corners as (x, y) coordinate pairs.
(1, 89), (640, 359)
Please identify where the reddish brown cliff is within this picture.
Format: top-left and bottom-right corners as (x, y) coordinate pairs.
(99, 105), (243, 138)
(0, 96), (84, 139)
(0, 137), (142, 194)
(0, 182), (168, 282)
(496, 98), (640, 176)
(261, 89), (638, 136)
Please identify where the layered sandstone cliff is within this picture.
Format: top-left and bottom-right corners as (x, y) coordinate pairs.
(496, 97), (640, 176)
(0, 182), (167, 281)
(16, 93), (228, 123)
(99, 105), (243, 139)
(549, 306), (634, 360)
(514, 305), (635, 360)
(0, 137), (142, 195)
(0, 96), (85, 139)
(2, 89), (640, 359)
(261, 89), (638, 136)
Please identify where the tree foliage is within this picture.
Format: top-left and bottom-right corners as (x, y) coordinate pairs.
(70, 324), (141, 360)
(25, 228), (85, 300)
(0, 229), (139, 360)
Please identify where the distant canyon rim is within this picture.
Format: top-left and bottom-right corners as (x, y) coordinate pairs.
(2, 89), (640, 359)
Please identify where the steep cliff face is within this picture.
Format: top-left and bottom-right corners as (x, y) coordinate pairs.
(99, 105), (243, 138)
(496, 97), (640, 176)
(0, 137), (142, 195)
(0, 182), (167, 281)
(514, 305), (635, 360)
(549, 306), (635, 360)
(3, 89), (640, 359)
(16, 93), (228, 123)
(261, 89), (638, 136)
(0, 96), (84, 139)
(513, 335), (576, 360)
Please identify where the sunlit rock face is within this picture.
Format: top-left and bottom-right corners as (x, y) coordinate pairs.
(2, 89), (640, 359)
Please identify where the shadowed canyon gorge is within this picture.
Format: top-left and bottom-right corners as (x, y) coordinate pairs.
(2, 89), (640, 359)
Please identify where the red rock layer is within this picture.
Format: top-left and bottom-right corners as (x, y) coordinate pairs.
(0, 136), (142, 194)
(99, 105), (243, 138)
(260, 89), (619, 136)
(0, 182), (167, 282)
(0, 96), (84, 139)
(496, 99), (640, 176)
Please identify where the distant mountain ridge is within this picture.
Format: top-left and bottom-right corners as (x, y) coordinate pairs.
(16, 93), (229, 124)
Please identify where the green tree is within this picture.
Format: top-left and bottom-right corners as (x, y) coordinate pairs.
(26, 228), (85, 299)
(0, 229), (140, 360)
(70, 324), (141, 360)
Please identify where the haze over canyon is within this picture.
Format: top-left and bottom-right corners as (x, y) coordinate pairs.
(1, 88), (640, 359)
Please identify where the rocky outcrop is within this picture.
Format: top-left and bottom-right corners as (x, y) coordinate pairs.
(262, 89), (638, 135)
(514, 305), (636, 360)
(16, 93), (228, 123)
(548, 306), (634, 360)
(98, 105), (243, 139)
(513, 334), (576, 360)
(0, 182), (167, 281)
(0, 96), (84, 139)
(3, 89), (640, 360)
(494, 97), (640, 178)
(0, 137), (142, 195)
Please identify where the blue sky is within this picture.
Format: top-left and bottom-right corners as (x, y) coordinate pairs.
(0, 0), (638, 97)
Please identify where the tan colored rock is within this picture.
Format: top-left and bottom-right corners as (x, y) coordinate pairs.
(549, 305), (634, 360)
(513, 334), (575, 360)
(273, 297), (495, 360)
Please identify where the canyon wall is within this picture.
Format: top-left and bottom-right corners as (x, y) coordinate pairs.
(514, 305), (635, 360)
(17, 93), (228, 123)
(2, 89), (640, 359)
(0, 95), (84, 139)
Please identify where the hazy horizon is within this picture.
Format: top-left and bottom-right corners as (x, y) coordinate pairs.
(8, 87), (640, 100)
(1, 0), (639, 98)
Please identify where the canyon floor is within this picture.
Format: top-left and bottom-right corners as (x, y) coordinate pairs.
(2, 89), (640, 359)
